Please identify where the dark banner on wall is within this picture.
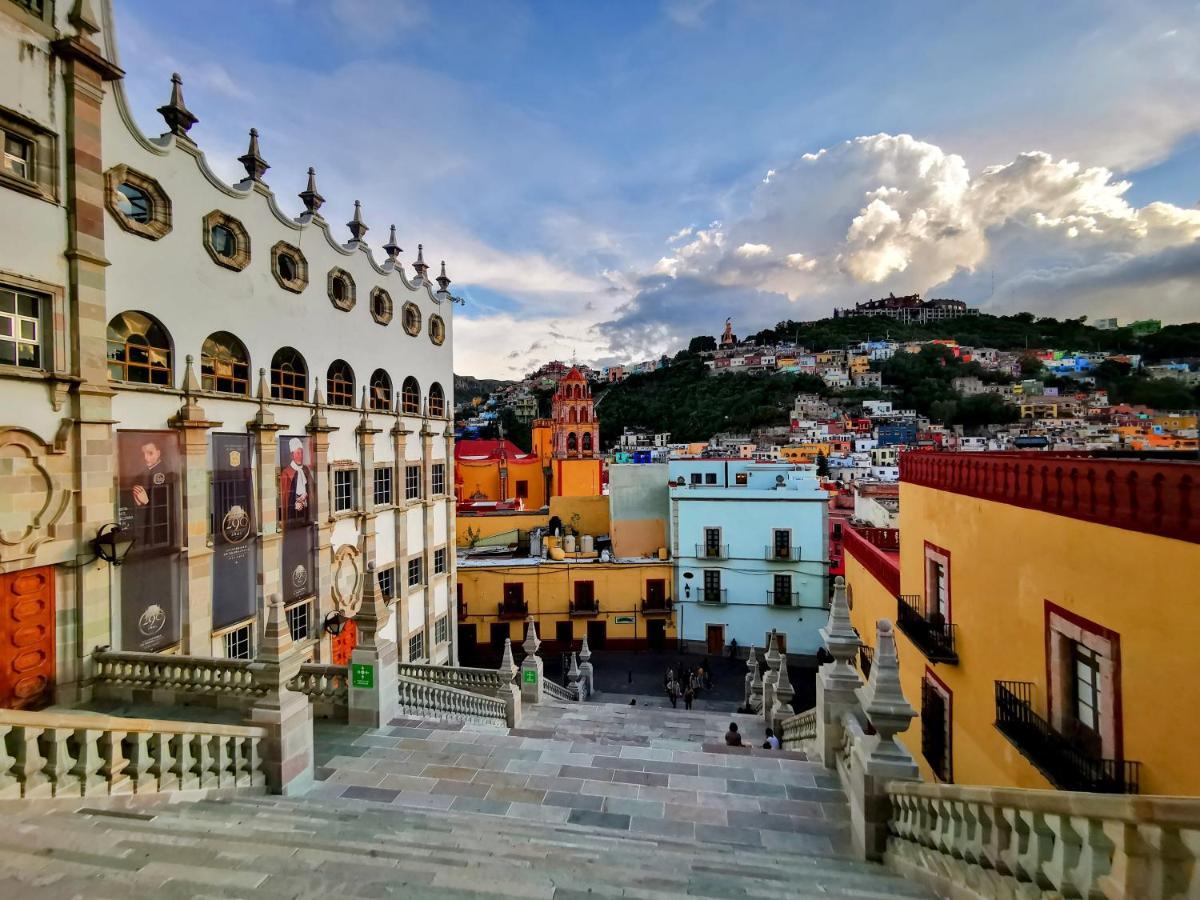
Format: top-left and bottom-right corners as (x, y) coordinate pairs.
(117, 430), (183, 652)
(212, 433), (258, 631)
(278, 434), (318, 605)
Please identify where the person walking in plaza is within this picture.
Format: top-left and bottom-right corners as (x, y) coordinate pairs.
(666, 676), (679, 708)
(683, 682), (695, 710)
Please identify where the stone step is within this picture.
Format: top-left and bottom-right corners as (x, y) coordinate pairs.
(0, 795), (932, 899)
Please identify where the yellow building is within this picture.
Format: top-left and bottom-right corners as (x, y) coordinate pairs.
(844, 451), (1200, 796)
(780, 443), (834, 464)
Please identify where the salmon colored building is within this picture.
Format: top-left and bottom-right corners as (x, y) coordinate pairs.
(844, 452), (1200, 796)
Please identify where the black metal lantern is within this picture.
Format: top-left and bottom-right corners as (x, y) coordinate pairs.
(93, 523), (135, 566)
(323, 610), (346, 636)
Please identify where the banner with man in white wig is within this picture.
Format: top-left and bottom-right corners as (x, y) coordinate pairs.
(212, 433), (258, 631)
(278, 434), (318, 606)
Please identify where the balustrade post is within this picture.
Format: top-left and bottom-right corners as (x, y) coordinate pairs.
(567, 652), (582, 701)
(498, 638), (522, 727)
(99, 730), (131, 795)
(771, 651), (795, 730)
(744, 647), (759, 711)
(578, 634), (593, 698)
(0, 724), (18, 799)
(520, 619), (544, 705)
(71, 728), (105, 796)
(347, 564), (400, 728)
(43, 728), (81, 797)
(246, 593), (314, 795)
(816, 577), (863, 769)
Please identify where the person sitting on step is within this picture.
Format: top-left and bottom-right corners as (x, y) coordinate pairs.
(724, 722), (743, 746)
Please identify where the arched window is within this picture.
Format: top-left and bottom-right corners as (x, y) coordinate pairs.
(106, 311), (172, 385)
(327, 360), (355, 407)
(369, 369), (392, 411)
(569, 407), (578, 425)
(429, 382), (445, 418)
(200, 331), (250, 395)
(270, 347), (308, 401)
(567, 432), (578, 452)
(401, 376), (421, 415)
(582, 432), (593, 453)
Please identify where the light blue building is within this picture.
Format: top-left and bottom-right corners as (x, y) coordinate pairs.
(669, 460), (829, 660)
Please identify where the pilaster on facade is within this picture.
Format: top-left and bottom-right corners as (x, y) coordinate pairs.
(444, 425), (458, 665)
(390, 410), (412, 659)
(420, 418), (436, 661)
(306, 390), (338, 661)
(356, 389), (383, 570)
(247, 370), (285, 644)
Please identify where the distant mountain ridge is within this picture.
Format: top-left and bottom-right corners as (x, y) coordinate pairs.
(454, 374), (514, 405)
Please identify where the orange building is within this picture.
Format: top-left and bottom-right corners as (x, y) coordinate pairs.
(455, 367), (603, 506)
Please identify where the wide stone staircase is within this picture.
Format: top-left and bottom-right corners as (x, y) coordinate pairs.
(0, 700), (931, 898)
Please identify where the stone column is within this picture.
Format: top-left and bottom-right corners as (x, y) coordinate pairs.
(498, 637), (521, 727)
(444, 426), (459, 665)
(390, 405), (411, 658)
(420, 419), (436, 658)
(347, 562), (400, 728)
(56, 9), (123, 700)
(169, 358), (222, 656)
(246, 594), (313, 795)
(520, 619), (544, 704)
(816, 576), (864, 769)
(578, 634), (593, 699)
(356, 389), (381, 569)
(307, 385), (338, 661)
(247, 371), (283, 638)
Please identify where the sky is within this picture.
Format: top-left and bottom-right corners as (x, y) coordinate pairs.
(114, 0), (1200, 378)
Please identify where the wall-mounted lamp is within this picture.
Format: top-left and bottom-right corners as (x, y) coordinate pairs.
(93, 523), (135, 566)
(323, 610), (347, 636)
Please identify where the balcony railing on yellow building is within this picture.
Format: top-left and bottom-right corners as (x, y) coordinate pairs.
(568, 598), (600, 617)
(896, 594), (958, 664)
(994, 680), (1141, 794)
(497, 599), (529, 619)
(641, 597), (673, 615)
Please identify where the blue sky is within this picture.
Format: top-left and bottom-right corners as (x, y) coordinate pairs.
(116, 0), (1200, 377)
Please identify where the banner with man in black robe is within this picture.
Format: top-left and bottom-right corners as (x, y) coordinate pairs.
(212, 433), (258, 631)
(278, 434), (317, 604)
(117, 430), (182, 652)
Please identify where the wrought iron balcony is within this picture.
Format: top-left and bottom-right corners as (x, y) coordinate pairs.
(695, 543), (728, 559)
(994, 681), (1141, 794)
(569, 599), (600, 617)
(697, 588), (727, 605)
(858, 645), (874, 678)
(896, 594), (958, 663)
(763, 545), (802, 561)
(641, 597), (673, 615)
(767, 591), (800, 607)
(496, 600), (529, 620)
(457, 600), (469, 620)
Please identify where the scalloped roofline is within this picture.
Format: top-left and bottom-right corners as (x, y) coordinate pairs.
(96, 0), (448, 302)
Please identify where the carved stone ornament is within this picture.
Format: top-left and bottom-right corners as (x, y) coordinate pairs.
(0, 427), (71, 563)
(330, 543), (363, 617)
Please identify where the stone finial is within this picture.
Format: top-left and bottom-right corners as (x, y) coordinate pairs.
(579, 634), (591, 664)
(413, 243), (429, 282)
(355, 562), (392, 650)
(821, 576), (861, 669)
(347, 200), (368, 244)
(774, 651), (795, 710)
(856, 620), (917, 772)
(157, 73), (199, 140)
(258, 593), (294, 665)
(499, 638), (517, 680)
(522, 618), (541, 657)
(361, 385), (371, 413)
(69, 0), (101, 36)
(256, 367), (269, 402)
(436, 260), (451, 293)
(568, 652), (580, 682)
(299, 167), (325, 216)
(238, 128), (270, 183)
(181, 353), (200, 397)
(383, 225), (402, 261)
(750, 648), (764, 707)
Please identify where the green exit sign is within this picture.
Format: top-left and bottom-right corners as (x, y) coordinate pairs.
(522, 669), (538, 684)
(351, 663), (374, 689)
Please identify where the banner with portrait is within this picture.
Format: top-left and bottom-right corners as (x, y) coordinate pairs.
(278, 434), (318, 605)
(211, 433), (258, 631)
(117, 430), (183, 652)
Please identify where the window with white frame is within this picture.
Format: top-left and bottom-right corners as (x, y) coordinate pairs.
(0, 285), (44, 369)
(407, 557), (423, 588)
(224, 623), (253, 660)
(432, 463), (446, 496)
(373, 465), (393, 506)
(408, 629), (425, 661)
(1, 108), (56, 202)
(285, 598), (312, 643)
(433, 547), (447, 575)
(405, 464), (422, 501)
(373, 566), (393, 599)
(333, 468), (358, 513)
(435, 615), (448, 645)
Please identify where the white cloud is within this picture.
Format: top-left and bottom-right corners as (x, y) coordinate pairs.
(735, 242), (772, 258)
(663, 0), (717, 28)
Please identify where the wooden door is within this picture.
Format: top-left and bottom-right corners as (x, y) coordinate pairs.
(0, 566), (55, 710)
(331, 618), (357, 666)
(706, 624), (724, 656)
(647, 619), (665, 652)
(586, 620), (607, 651)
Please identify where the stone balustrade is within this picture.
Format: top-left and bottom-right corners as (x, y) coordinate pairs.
(397, 677), (508, 726)
(0, 707), (267, 800)
(779, 707), (816, 747)
(287, 664), (350, 720)
(93, 650), (268, 706)
(396, 663), (509, 697)
(884, 780), (1200, 900)
(543, 678), (576, 704)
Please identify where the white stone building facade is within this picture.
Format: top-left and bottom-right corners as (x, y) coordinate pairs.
(0, 0), (456, 709)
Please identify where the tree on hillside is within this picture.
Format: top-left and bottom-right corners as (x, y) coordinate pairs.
(688, 335), (717, 353)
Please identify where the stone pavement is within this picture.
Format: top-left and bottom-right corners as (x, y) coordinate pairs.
(0, 700), (931, 898)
